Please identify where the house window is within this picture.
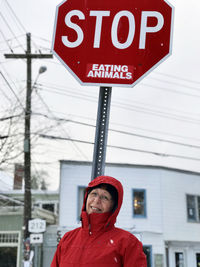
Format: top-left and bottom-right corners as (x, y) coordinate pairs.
(0, 247), (17, 267)
(42, 203), (55, 213)
(154, 254), (164, 267)
(175, 252), (184, 267)
(186, 194), (200, 222)
(133, 189), (146, 217)
(143, 246), (152, 267)
(0, 232), (20, 267)
(196, 253), (200, 267)
(77, 186), (86, 220)
(33, 202), (58, 215)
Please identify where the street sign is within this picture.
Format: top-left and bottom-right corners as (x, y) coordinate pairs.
(28, 218), (46, 233)
(52, 0), (174, 87)
(30, 233), (43, 244)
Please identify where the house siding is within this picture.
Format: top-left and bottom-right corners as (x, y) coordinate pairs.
(59, 160), (200, 267)
(161, 169), (200, 241)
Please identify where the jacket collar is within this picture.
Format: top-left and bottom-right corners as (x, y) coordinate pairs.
(81, 211), (113, 233)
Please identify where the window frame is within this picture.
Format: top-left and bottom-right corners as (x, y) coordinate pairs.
(132, 188), (147, 218)
(196, 253), (200, 267)
(33, 200), (58, 215)
(186, 194), (200, 223)
(175, 251), (185, 267)
(77, 186), (86, 221)
(0, 231), (21, 267)
(143, 245), (152, 267)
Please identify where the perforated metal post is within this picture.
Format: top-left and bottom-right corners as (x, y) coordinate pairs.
(91, 86), (112, 180)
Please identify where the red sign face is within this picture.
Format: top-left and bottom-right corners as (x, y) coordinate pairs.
(52, 0), (174, 87)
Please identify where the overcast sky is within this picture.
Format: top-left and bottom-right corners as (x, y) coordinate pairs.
(0, 0), (200, 190)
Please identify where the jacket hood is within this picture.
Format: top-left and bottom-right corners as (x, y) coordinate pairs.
(81, 176), (123, 226)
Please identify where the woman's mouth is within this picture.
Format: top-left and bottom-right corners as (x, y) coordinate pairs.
(91, 206), (101, 212)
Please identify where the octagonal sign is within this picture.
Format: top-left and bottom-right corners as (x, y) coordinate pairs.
(52, 0), (174, 87)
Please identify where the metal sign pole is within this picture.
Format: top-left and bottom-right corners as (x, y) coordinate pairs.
(91, 86), (112, 180)
(33, 245), (38, 267)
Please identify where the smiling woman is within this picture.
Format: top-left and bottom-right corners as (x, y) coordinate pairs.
(51, 175), (147, 267)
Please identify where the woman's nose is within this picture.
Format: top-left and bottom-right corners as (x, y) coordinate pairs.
(93, 195), (101, 204)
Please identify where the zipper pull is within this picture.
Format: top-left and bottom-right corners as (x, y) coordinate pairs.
(89, 224), (92, 235)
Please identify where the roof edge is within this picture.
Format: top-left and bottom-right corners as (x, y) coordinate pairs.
(60, 160), (200, 176)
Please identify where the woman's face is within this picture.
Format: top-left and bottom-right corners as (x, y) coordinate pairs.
(86, 188), (114, 215)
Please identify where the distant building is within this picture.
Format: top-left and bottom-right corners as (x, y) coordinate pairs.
(0, 182), (59, 267)
(58, 160), (200, 267)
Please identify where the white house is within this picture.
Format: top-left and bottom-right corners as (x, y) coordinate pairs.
(0, 170), (13, 190)
(58, 160), (200, 267)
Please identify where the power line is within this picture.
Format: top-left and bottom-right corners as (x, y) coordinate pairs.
(0, 135), (9, 139)
(0, 114), (22, 121)
(36, 83), (200, 125)
(45, 110), (200, 143)
(0, 28), (13, 52)
(32, 112), (200, 150)
(155, 71), (200, 85)
(0, 71), (25, 109)
(148, 76), (200, 93)
(141, 82), (200, 99)
(2, 1), (42, 53)
(36, 83), (97, 103)
(4, 0), (27, 33)
(39, 134), (200, 162)
(0, 34), (26, 45)
(37, 81), (200, 118)
(0, 12), (25, 52)
(34, 89), (89, 160)
(113, 101), (200, 125)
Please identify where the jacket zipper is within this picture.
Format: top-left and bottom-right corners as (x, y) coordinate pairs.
(89, 224), (92, 235)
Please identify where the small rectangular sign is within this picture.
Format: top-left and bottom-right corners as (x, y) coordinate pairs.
(28, 218), (46, 233)
(30, 233), (43, 244)
(86, 64), (133, 81)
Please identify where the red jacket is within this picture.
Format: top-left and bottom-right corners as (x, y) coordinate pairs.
(51, 176), (147, 267)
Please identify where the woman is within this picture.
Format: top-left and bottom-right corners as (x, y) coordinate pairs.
(51, 175), (147, 266)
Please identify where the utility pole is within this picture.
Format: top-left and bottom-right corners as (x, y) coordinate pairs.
(4, 32), (53, 260)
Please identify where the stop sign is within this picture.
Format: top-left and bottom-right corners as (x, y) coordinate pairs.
(52, 0), (174, 87)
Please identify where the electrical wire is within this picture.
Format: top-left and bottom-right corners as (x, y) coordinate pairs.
(44, 110), (200, 143)
(32, 112), (200, 150)
(0, 114), (22, 121)
(39, 134), (200, 162)
(0, 12), (25, 52)
(33, 89), (89, 160)
(155, 71), (200, 85)
(0, 28), (13, 52)
(4, 0), (27, 33)
(36, 83), (200, 125)
(3, 0), (42, 53)
(148, 76), (200, 93)
(0, 71), (25, 110)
